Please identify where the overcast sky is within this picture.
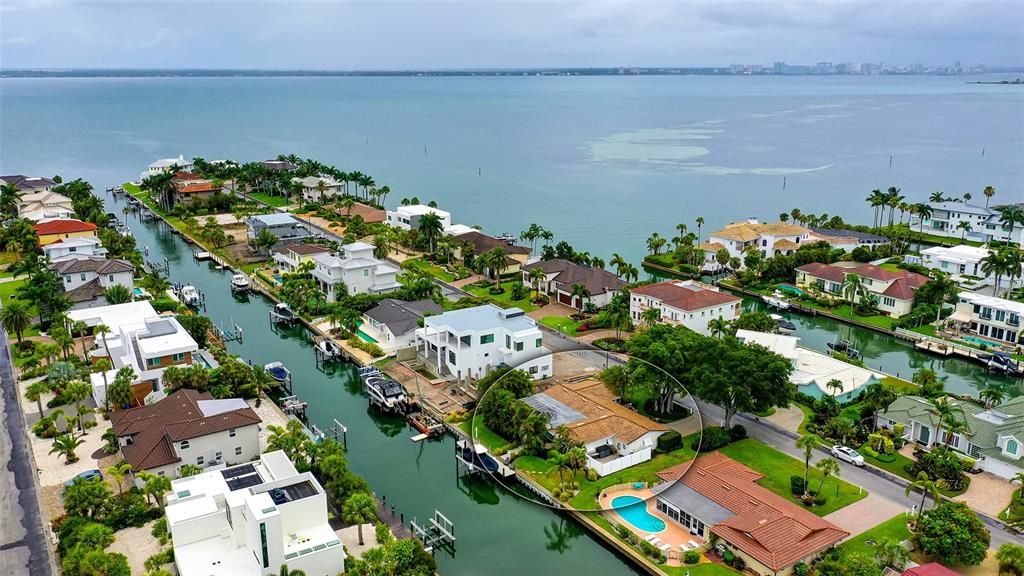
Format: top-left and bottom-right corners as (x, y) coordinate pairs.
(2, 0), (1022, 69)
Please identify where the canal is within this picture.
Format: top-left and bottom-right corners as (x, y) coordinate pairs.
(107, 191), (642, 576)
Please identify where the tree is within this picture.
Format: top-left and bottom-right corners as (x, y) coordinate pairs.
(103, 284), (132, 305)
(842, 274), (866, 315)
(983, 185), (996, 208)
(912, 368), (945, 398)
(177, 313), (214, 348)
(0, 299), (32, 343)
(997, 543), (1024, 576)
(825, 378), (843, 397)
(372, 234), (391, 260)
(179, 463), (203, 477)
(107, 367), (136, 409)
(708, 316), (729, 339)
(914, 501), (990, 566)
(873, 537), (910, 570)
(796, 434), (819, 496)
(640, 306), (661, 327)
(914, 202), (933, 235)
(905, 471), (944, 516)
(277, 565), (306, 576)
(25, 379), (51, 418)
(566, 446), (588, 485)
(815, 457), (840, 498)
(956, 220), (972, 241)
(64, 476), (113, 519)
(50, 433), (86, 464)
(981, 249), (1009, 299)
(342, 491), (377, 546)
(998, 204), (1024, 241)
(646, 233), (666, 255)
(979, 386), (1005, 409)
(65, 380), (93, 433)
(254, 228), (277, 255)
(528, 266), (547, 299)
(569, 282), (591, 311)
(139, 471), (172, 510)
(106, 461), (133, 495)
(417, 212), (444, 254)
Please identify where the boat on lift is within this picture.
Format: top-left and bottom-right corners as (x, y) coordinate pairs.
(978, 352), (1023, 376)
(364, 375), (409, 414)
(230, 274), (250, 293)
(179, 285), (201, 307)
(826, 339), (861, 360)
(264, 361), (291, 384)
(270, 302), (297, 324)
(315, 337), (343, 361)
(769, 313), (797, 334)
(358, 366), (381, 379)
(762, 290), (790, 310)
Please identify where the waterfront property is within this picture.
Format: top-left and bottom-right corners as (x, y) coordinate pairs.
(629, 280), (742, 335)
(914, 244), (1005, 286)
(245, 213), (310, 243)
(877, 395), (1024, 479)
(521, 259), (626, 310)
(33, 218), (98, 246)
(141, 155), (193, 180)
(261, 159), (298, 172)
(271, 242), (331, 273)
(165, 450), (344, 576)
(170, 172), (222, 206)
(15, 189), (74, 221)
(911, 200), (1024, 245)
(414, 304), (551, 382)
(310, 241), (402, 299)
(704, 218), (811, 267)
(42, 236), (108, 260)
(808, 227), (890, 252)
(385, 203), (451, 231)
(68, 301), (201, 407)
(335, 201), (386, 223)
(736, 330), (881, 400)
(453, 230), (532, 275)
(292, 175), (344, 203)
(48, 255), (135, 309)
(655, 453), (849, 575)
(0, 173), (57, 195)
(948, 292), (1022, 346)
(361, 298), (445, 352)
(110, 389), (261, 479)
(523, 378), (667, 476)
(795, 262), (929, 318)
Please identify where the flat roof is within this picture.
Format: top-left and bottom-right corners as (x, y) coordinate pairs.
(736, 330), (800, 362)
(68, 301), (159, 329)
(249, 213), (297, 226)
(394, 204), (449, 217)
(425, 303), (537, 334)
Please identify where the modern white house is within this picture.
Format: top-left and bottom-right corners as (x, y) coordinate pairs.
(629, 280), (742, 335)
(246, 213), (310, 243)
(165, 451), (344, 576)
(110, 389), (261, 479)
(911, 201), (1024, 245)
(704, 218), (811, 267)
(68, 301), (201, 408)
(795, 262), (930, 318)
(42, 237), (108, 261)
(521, 259), (626, 310)
(310, 241), (402, 300)
(291, 175), (344, 203)
(918, 244), (990, 280)
(16, 190), (75, 222)
(385, 204), (452, 231)
(141, 155), (192, 180)
(877, 395), (1024, 480)
(361, 298), (445, 352)
(49, 256), (135, 309)
(414, 304), (551, 382)
(0, 174), (57, 194)
(947, 292), (1022, 346)
(271, 243), (332, 273)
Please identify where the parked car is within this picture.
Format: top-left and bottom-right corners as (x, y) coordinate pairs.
(830, 445), (865, 466)
(65, 469), (103, 487)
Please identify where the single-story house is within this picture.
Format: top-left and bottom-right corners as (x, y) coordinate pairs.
(795, 262), (929, 318)
(522, 259), (626, 310)
(336, 201), (385, 223)
(361, 298), (445, 351)
(808, 228), (890, 252)
(453, 230), (532, 275)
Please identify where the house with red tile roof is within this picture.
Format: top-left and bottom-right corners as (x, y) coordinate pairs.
(111, 389), (261, 480)
(795, 262), (929, 318)
(902, 563), (959, 576)
(33, 218), (98, 246)
(655, 453), (848, 575)
(629, 280), (741, 335)
(171, 172), (222, 205)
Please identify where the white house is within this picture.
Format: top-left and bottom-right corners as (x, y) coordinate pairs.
(948, 292), (1022, 346)
(912, 201), (1024, 245)
(68, 301), (201, 407)
(16, 190), (75, 222)
(629, 280), (742, 335)
(43, 237), (108, 261)
(808, 228), (890, 252)
(165, 451), (344, 576)
(361, 298), (445, 352)
(521, 259), (626, 310)
(291, 175), (344, 203)
(919, 244), (990, 280)
(110, 389), (261, 479)
(142, 155), (192, 180)
(271, 243), (332, 273)
(49, 256), (135, 309)
(385, 204), (452, 231)
(246, 213), (310, 243)
(414, 304), (551, 382)
(310, 242), (402, 300)
(703, 218), (811, 268)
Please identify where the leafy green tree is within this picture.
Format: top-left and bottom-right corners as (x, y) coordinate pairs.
(162, 364), (210, 392)
(107, 367), (136, 409)
(342, 491), (378, 546)
(103, 284), (132, 305)
(795, 434), (819, 496)
(873, 537), (910, 570)
(814, 457), (840, 498)
(914, 501), (990, 566)
(912, 368), (945, 398)
(997, 543), (1024, 576)
(106, 461), (133, 495)
(176, 313), (213, 348)
(731, 311), (777, 334)
(906, 471), (946, 517)
(25, 379), (52, 417)
(0, 299), (32, 343)
(179, 463), (203, 477)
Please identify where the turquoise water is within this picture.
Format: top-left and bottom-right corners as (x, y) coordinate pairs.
(355, 327), (378, 344)
(963, 335), (1001, 347)
(611, 495), (666, 533)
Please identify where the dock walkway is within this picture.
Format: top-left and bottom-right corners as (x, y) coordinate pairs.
(375, 495), (413, 539)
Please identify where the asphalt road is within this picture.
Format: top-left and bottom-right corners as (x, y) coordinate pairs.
(0, 328), (54, 576)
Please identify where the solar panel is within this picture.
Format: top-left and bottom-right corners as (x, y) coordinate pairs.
(226, 474), (264, 492)
(221, 463), (256, 480)
(522, 394), (585, 427)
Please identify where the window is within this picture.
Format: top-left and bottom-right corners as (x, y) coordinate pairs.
(995, 310), (1006, 322)
(259, 523), (270, 568)
(180, 440), (190, 450)
(80, 273), (87, 281)
(363, 269), (369, 277)
(460, 335), (471, 346)
(108, 274), (114, 282)
(229, 428), (236, 438)
(480, 334), (494, 344)
(65, 275), (72, 283)
(514, 341), (524, 352)
(529, 366), (538, 374)
(215, 451), (222, 461)
(1007, 438), (1019, 456)
(506, 335), (511, 348)
(536, 338), (542, 348)
(235, 446), (243, 456)
(171, 352), (186, 362)
(448, 350), (456, 365)
(883, 297), (896, 307)
(197, 456), (204, 465)
(147, 357), (161, 368)
(69, 247), (77, 252)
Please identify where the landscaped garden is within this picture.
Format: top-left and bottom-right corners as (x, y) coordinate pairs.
(839, 513), (912, 558)
(247, 191), (291, 207)
(402, 257), (458, 283)
(539, 316), (581, 336)
(464, 279), (538, 312)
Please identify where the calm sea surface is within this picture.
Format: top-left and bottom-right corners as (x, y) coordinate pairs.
(2, 75), (1022, 263)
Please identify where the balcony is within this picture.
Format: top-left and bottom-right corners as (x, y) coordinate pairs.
(1007, 317), (1020, 327)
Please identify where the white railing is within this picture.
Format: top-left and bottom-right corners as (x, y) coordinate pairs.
(588, 448), (652, 477)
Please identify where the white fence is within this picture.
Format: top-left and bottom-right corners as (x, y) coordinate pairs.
(589, 447), (652, 477)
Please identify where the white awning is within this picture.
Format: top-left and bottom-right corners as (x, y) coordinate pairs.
(948, 309), (973, 323)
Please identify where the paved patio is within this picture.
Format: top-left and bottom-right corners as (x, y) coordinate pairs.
(960, 471), (1018, 518)
(599, 487), (706, 566)
(825, 493), (905, 538)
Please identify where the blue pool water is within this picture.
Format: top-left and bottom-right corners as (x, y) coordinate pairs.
(963, 335), (1000, 348)
(611, 496), (666, 533)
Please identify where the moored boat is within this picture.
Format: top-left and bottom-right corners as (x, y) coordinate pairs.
(270, 302), (297, 324)
(264, 361), (291, 383)
(826, 339), (861, 360)
(179, 285), (201, 307)
(365, 375), (409, 414)
(770, 313), (797, 334)
(408, 412), (444, 438)
(230, 274), (250, 293)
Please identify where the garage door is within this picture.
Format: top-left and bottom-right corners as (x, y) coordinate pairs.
(558, 292), (573, 306)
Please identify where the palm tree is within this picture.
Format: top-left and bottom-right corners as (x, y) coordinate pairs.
(796, 435), (819, 496)
(25, 379), (52, 417)
(106, 461), (133, 495)
(956, 220), (972, 242)
(179, 463), (204, 477)
(480, 247), (509, 289)
(815, 457), (840, 499)
(138, 471), (172, 509)
(825, 379), (843, 397)
(646, 233), (666, 256)
(929, 191), (946, 203)
(50, 433), (85, 464)
(906, 471), (945, 517)
(609, 253), (628, 277)
(695, 216), (704, 244)
(915, 203), (933, 235)
(254, 228), (277, 256)
(277, 565), (306, 576)
(979, 386), (1004, 409)
(108, 366), (136, 409)
(842, 274), (865, 315)
(641, 306), (661, 327)
(342, 491), (377, 546)
(253, 366), (274, 408)
(963, 192), (972, 203)
(708, 316), (729, 339)
(528, 267), (547, 299)
(1002, 246), (1023, 298)
(1013, 471), (1024, 501)
(998, 205), (1024, 242)
(981, 250), (1008, 299)
(417, 212), (444, 255)
(569, 283), (591, 311)
(103, 284), (132, 305)
(372, 234), (391, 260)
(885, 187), (904, 228)
(866, 189), (885, 228)
(623, 264), (639, 284)
(0, 299), (31, 343)
(983, 185), (996, 208)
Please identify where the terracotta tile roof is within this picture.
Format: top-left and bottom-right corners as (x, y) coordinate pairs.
(111, 389), (261, 471)
(174, 181), (220, 194)
(903, 564), (959, 576)
(711, 221), (808, 242)
(538, 379), (667, 445)
(881, 278), (916, 300)
(657, 453), (848, 571)
(796, 262), (846, 283)
(337, 202), (386, 223)
(273, 243), (332, 256)
(797, 262), (928, 298)
(630, 280), (741, 312)
(33, 219), (97, 235)
(699, 242), (726, 252)
(453, 231), (531, 255)
(172, 172), (203, 181)
(773, 238), (799, 250)
(523, 259), (626, 296)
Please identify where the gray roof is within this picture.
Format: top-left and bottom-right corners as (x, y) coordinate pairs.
(653, 481), (735, 526)
(364, 299), (444, 336)
(248, 213), (298, 226)
(522, 393), (585, 427)
(1, 175), (56, 191)
(424, 304), (537, 334)
(810, 228), (890, 243)
(928, 201), (995, 216)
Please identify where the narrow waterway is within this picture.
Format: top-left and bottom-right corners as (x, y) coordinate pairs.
(108, 192), (642, 576)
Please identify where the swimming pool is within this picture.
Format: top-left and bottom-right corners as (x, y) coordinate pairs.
(611, 495), (665, 533)
(963, 335), (1000, 348)
(355, 322), (379, 344)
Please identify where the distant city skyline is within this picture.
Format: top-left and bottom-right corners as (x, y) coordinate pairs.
(1, 1), (1022, 70)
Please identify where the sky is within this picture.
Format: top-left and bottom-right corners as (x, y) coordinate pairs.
(1, 0), (1022, 69)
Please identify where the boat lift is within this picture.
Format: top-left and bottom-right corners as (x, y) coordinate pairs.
(455, 438), (515, 479)
(215, 320), (244, 344)
(410, 510), (456, 554)
(325, 418), (349, 450)
(280, 395), (308, 419)
(145, 257), (170, 276)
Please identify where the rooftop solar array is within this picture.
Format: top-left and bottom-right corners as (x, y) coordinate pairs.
(221, 463), (265, 491)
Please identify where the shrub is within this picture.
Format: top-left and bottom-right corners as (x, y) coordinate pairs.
(151, 298), (182, 313)
(375, 522), (393, 545)
(790, 475), (805, 496)
(104, 492), (160, 530)
(144, 548), (174, 572)
(692, 426), (730, 452)
(510, 283), (527, 300)
(586, 468), (598, 482)
(684, 550), (700, 564)
(657, 430), (682, 453)
(733, 557), (746, 571)
(729, 424), (748, 442)
(615, 524), (632, 541)
(793, 561), (810, 576)
(723, 549), (735, 566)
(151, 517), (170, 545)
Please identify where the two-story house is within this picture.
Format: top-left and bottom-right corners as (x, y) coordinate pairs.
(16, 190), (75, 221)
(272, 243), (332, 273)
(414, 304), (551, 382)
(171, 172), (222, 206)
(42, 237), (108, 260)
(111, 389), (261, 479)
(808, 228), (890, 252)
(521, 259), (626, 310)
(385, 204), (452, 231)
(0, 174), (57, 195)
(361, 298), (445, 352)
(310, 242), (401, 300)
(33, 218), (98, 246)
(141, 155), (192, 181)
(165, 451), (344, 576)
(291, 175), (344, 203)
(948, 292), (1022, 346)
(795, 262), (929, 318)
(703, 218), (811, 269)
(629, 280), (742, 335)
(49, 256), (135, 309)
(912, 201), (1024, 245)
(246, 213), (310, 244)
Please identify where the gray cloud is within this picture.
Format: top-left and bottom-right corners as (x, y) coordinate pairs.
(0, 0), (1020, 69)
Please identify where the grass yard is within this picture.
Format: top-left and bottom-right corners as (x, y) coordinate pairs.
(719, 438), (868, 516)
(402, 258), (456, 282)
(838, 513), (911, 558)
(539, 316), (581, 336)
(248, 192), (291, 208)
(465, 280), (538, 312)
(880, 376), (918, 394)
(795, 402), (814, 436)
(910, 324), (937, 337)
(0, 279), (41, 337)
(829, 304), (897, 330)
(457, 415), (510, 451)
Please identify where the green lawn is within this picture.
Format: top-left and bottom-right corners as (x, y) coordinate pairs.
(465, 280), (538, 312)
(402, 258), (456, 283)
(880, 376), (918, 394)
(539, 316), (581, 336)
(829, 305), (897, 330)
(247, 192), (291, 208)
(838, 514), (911, 558)
(719, 438), (868, 516)
(795, 402), (814, 436)
(458, 415), (510, 451)
(910, 324), (937, 337)
(0, 278), (40, 337)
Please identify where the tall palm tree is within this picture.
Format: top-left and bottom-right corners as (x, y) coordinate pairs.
(981, 250), (1008, 299)
(342, 491), (377, 546)
(796, 435), (819, 496)
(372, 234), (391, 260)
(609, 253), (628, 277)
(885, 187), (904, 228)
(957, 221), (972, 242)
(842, 274), (865, 316)
(866, 189), (884, 227)
(983, 185), (996, 208)
(640, 306), (661, 327)
(417, 212), (444, 255)
(1002, 246), (1023, 298)
(998, 205), (1024, 242)
(569, 283), (591, 311)
(25, 379), (52, 417)
(0, 299), (32, 343)
(646, 233), (666, 256)
(623, 264), (639, 284)
(929, 191), (946, 203)
(906, 471), (945, 517)
(528, 267), (547, 299)
(708, 316), (729, 339)
(106, 461), (133, 495)
(915, 203), (933, 236)
(815, 457), (840, 499)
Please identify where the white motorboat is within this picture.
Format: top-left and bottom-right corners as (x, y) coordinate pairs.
(315, 338), (342, 361)
(179, 285), (201, 307)
(230, 274), (250, 293)
(365, 376), (409, 414)
(270, 302), (297, 324)
(762, 290), (790, 310)
(264, 361), (291, 383)
(769, 313), (797, 334)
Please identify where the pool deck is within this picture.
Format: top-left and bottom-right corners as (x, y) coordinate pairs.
(599, 487), (706, 566)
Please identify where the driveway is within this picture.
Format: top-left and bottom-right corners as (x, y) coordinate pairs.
(825, 494), (906, 538)
(961, 472), (1018, 518)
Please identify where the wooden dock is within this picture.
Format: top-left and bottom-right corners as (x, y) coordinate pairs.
(375, 495), (412, 539)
